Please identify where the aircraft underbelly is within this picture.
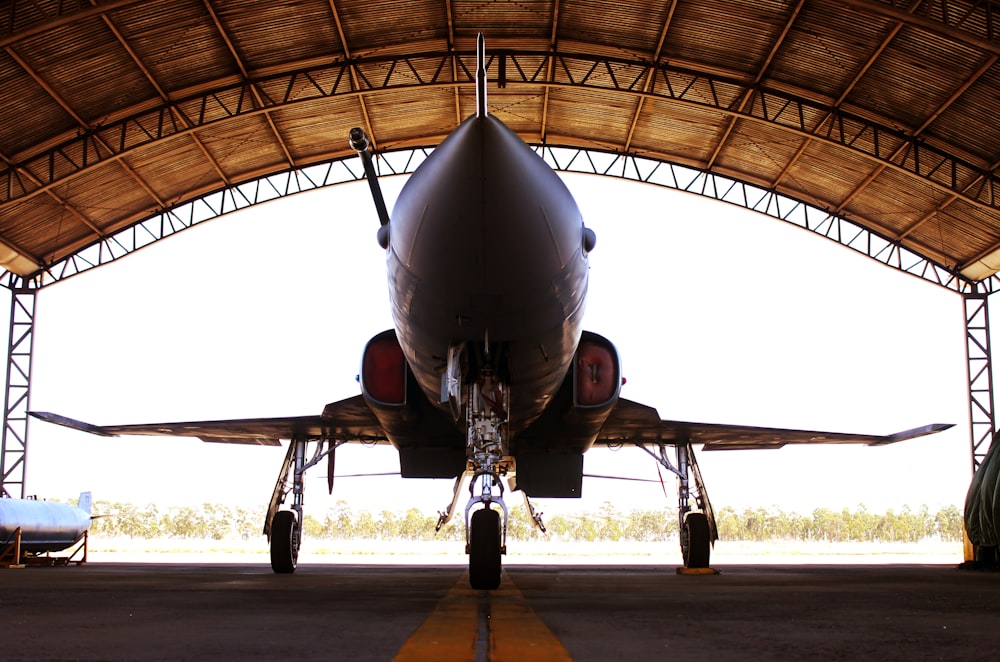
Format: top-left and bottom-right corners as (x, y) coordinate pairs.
(389, 249), (587, 433)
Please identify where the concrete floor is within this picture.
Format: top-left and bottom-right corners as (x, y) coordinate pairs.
(2, 561), (999, 661)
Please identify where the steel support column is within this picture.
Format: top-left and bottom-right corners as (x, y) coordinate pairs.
(1, 289), (35, 498)
(965, 289), (995, 470)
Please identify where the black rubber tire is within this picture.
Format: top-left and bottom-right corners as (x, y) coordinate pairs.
(469, 508), (502, 590)
(270, 510), (299, 574)
(682, 512), (711, 568)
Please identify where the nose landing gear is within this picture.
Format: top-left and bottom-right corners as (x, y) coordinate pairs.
(463, 372), (510, 590)
(468, 502), (504, 590)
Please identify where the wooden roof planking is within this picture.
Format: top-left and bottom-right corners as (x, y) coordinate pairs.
(1, 0), (999, 284)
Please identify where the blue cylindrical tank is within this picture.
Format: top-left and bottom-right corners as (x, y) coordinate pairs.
(0, 493), (92, 553)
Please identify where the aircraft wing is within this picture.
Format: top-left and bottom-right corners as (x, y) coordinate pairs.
(595, 398), (953, 450)
(29, 395), (389, 446)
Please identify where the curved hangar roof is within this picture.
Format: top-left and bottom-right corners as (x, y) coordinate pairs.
(2, 0), (999, 286)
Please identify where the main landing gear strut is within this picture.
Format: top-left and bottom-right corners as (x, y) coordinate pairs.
(637, 441), (717, 569)
(265, 436), (341, 573)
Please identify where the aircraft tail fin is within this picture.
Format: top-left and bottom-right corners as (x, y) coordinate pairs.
(78, 491), (92, 515)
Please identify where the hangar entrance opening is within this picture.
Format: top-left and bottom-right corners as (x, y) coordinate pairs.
(2, 0), (1000, 560)
(0, 164), (976, 516)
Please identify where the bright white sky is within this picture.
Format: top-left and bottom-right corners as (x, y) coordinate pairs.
(18, 172), (973, 518)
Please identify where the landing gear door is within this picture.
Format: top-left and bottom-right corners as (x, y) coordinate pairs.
(264, 441), (296, 540)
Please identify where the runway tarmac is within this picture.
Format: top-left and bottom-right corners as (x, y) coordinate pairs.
(2, 561), (999, 661)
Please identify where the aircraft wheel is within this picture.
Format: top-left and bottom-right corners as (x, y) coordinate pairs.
(270, 510), (299, 574)
(469, 508), (502, 590)
(681, 512), (711, 568)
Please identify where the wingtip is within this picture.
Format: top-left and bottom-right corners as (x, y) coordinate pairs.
(876, 423), (956, 445)
(29, 411), (116, 437)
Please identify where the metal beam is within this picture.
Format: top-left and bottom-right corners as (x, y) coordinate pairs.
(838, 0), (1000, 56)
(772, 6), (904, 192)
(965, 289), (996, 470)
(623, 0), (678, 153)
(837, 52), (998, 221)
(1, 149), (430, 289)
(706, 0), (805, 171)
(4, 0), (998, 61)
(0, 1), (146, 51)
(538, 147), (984, 292)
(444, 0), (462, 126)
(328, 0), (377, 151)
(537, 0), (561, 143)
(0, 289), (34, 498)
(5, 42), (164, 223)
(203, 0), (295, 169)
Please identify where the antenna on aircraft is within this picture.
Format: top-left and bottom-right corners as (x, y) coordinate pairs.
(476, 33), (487, 118)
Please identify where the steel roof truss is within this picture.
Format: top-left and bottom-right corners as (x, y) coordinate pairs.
(1, 146), (978, 295)
(0, 153), (428, 289)
(840, 0), (1000, 56)
(3, 49), (996, 230)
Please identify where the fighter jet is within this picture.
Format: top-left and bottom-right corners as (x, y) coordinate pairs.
(30, 36), (952, 589)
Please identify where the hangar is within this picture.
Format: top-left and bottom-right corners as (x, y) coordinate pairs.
(1, 0), (998, 528)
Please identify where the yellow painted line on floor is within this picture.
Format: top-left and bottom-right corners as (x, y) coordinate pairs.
(392, 573), (573, 662)
(488, 579), (573, 662)
(392, 576), (480, 662)
(676, 566), (721, 575)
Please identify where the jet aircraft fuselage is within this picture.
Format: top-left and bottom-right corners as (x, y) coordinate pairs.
(387, 114), (592, 437)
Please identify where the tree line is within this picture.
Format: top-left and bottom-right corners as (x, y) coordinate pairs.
(83, 500), (965, 544)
